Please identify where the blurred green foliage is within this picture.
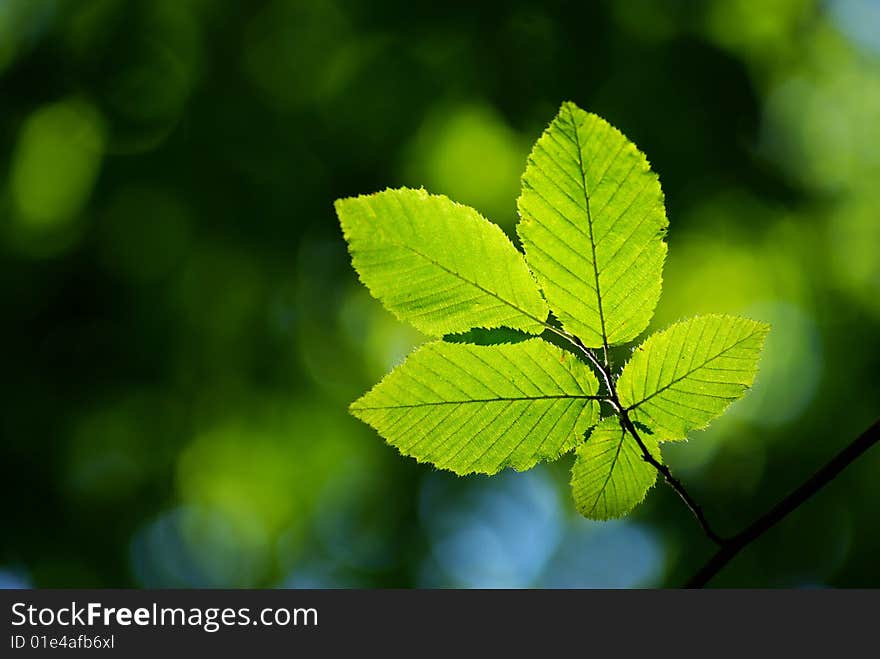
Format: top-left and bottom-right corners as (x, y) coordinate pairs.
(1, 0), (878, 588)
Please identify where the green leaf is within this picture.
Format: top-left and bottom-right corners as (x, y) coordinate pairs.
(618, 314), (770, 441)
(350, 338), (600, 475)
(571, 417), (659, 520)
(335, 188), (549, 336)
(517, 102), (668, 348)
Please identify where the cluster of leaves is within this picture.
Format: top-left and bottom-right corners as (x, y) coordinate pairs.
(335, 102), (768, 520)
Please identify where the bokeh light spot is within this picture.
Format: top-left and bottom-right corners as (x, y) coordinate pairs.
(828, 0), (880, 54)
(828, 197), (880, 317)
(9, 97), (104, 240)
(540, 519), (665, 588)
(418, 468), (562, 587)
(130, 506), (270, 588)
(176, 400), (380, 575)
(0, 567), (31, 589)
(399, 103), (527, 227)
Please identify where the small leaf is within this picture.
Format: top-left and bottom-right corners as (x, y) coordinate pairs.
(571, 417), (659, 520)
(618, 314), (770, 441)
(336, 188), (549, 336)
(350, 338), (600, 475)
(517, 102), (668, 348)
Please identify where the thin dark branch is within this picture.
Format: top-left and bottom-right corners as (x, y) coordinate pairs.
(685, 417), (880, 588)
(550, 323), (723, 544)
(544, 324), (615, 396)
(618, 412), (725, 546)
(545, 317), (880, 587)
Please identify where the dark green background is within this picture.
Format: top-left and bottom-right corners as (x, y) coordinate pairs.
(1, 0), (878, 588)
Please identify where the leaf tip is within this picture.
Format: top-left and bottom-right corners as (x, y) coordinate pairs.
(332, 195), (352, 218)
(348, 394), (370, 419)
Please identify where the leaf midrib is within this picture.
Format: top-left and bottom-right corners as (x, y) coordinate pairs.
(566, 104), (610, 353)
(397, 242), (547, 327)
(589, 430), (625, 516)
(353, 394), (601, 411)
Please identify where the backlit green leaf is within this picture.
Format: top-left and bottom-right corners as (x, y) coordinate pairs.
(618, 314), (769, 441)
(340, 104), (772, 526)
(571, 417), (659, 520)
(336, 188), (549, 336)
(517, 102), (667, 348)
(350, 338), (600, 475)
